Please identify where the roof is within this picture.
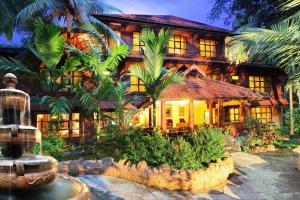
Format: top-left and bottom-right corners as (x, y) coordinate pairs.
(95, 14), (231, 34)
(161, 77), (262, 100)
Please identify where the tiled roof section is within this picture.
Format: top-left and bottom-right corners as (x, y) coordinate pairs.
(95, 14), (231, 33)
(161, 77), (262, 100)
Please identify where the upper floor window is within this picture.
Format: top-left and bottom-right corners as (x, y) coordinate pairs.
(207, 73), (220, 80)
(249, 76), (272, 93)
(130, 76), (145, 92)
(168, 36), (187, 55)
(132, 32), (144, 52)
(251, 106), (272, 123)
(64, 71), (83, 85)
(200, 39), (216, 57)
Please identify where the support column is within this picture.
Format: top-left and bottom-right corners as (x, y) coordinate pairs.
(189, 100), (194, 131)
(161, 99), (166, 132)
(218, 100), (224, 127)
(239, 100), (245, 123)
(208, 101), (213, 125)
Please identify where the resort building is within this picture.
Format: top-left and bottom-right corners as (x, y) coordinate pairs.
(0, 14), (288, 141)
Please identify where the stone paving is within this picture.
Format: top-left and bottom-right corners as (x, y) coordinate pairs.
(78, 152), (300, 200)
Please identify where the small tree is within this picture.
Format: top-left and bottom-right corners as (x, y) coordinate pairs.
(129, 28), (184, 131)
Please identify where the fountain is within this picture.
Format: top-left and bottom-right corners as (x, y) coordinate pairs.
(0, 73), (90, 199)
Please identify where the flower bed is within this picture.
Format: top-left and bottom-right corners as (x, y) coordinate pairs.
(59, 153), (234, 192)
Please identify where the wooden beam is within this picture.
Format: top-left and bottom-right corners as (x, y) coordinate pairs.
(189, 100), (194, 131)
(161, 99), (166, 132)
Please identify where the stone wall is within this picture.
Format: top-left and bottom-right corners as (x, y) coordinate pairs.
(59, 155), (234, 192)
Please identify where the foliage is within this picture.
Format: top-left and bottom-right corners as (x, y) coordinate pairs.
(79, 126), (127, 161)
(124, 126), (225, 169)
(236, 118), (284, 151)
(129, 28), (184, 129)
(13, 0), (122, 51)
(209, 0), (300, 30)
(273, 138), (300, 149)
(33, 131), (65, 161)
(284, 108), (300, 134)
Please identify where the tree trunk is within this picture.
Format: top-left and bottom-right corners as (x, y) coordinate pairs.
(66, 11), (71, 58)
(289, 88), (294, 136)
(95, 111), (101, 138)
(152, 100), (156, 133)
(297, 89), (300, 109)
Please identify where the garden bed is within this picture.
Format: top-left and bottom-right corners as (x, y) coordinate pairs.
(59, 153), (234, 192)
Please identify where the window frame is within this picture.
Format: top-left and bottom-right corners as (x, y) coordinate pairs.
(225, 106), (240, 123)
(250, 106), (272, 124)
(200, 39), (216, 57)
(168, 35), (187, 55)
(132, 32), (144, 52)
(249, 75), (272, 93)
(130, 76), (146, 93)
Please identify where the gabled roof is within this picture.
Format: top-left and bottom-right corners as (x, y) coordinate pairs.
(161, 76), (262, 100)
(94, 14), (231, 34)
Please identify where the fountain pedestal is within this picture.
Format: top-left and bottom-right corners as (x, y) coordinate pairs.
(0, 73), (90, 199)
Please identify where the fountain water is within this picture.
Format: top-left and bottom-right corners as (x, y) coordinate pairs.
(0, 73), (90, 199)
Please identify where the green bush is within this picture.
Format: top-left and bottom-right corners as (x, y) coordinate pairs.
(33, 131), (65, 161)
(124, 126), (225, 169)
(273, 138), (300, 149)
(79, 126), (127, 161)
(284, 108), (300, 135)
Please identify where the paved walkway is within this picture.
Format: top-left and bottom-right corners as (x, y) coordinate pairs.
(78, 152), (300, 200)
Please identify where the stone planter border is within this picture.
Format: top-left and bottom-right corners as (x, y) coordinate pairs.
(59, 154), (234, 192)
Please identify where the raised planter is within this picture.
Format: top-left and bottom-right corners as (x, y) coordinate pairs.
(59, 154), (234, 192)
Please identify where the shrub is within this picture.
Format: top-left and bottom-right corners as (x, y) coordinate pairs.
(33, 131), (65, 161)
(79, 126), (127, 160)
(124, 126), (225, 169)
(284, 108), (300, 135)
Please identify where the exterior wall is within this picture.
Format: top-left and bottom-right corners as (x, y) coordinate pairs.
(0, 15), (288, 138)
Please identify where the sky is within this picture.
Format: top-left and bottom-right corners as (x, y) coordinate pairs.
(0, 0), (230, 46)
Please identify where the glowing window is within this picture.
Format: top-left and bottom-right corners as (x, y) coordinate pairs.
(36, 113), (80, 138)
(226, 107), (240, 122)
(200, 39), (216, 57)
(168, 36), (187, 55)
(251, 107), (272, 124)
(207, 73), (220, 80)
(64, 71), (83, 85)
(249, 76), (272, 93)
(130, 76), (145, 92)
(132, 32), (144, 52)
(231, 75), (239, 80)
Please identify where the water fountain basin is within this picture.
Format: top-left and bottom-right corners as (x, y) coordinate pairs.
(0, 155), (57, 189)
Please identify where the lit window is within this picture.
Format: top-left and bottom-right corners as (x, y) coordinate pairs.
(64, 71), (83, 85)
(207, 73), (220, 80)
(225, 107), (240, 122)
(168, 36), (187, 55)
(231, 75), (239, 80)
(132, 32), (144, 52)
(251, 107), (272, 123)
(36, 113), (80, 138)
(200, 39), (216, 57)
(130, 76), (146, 92)
(249, 76), (272, 93)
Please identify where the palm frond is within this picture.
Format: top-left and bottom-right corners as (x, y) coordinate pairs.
(40, 95), (72, 115)
(100, 45), (129, 73)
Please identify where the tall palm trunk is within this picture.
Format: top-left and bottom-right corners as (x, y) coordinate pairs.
(289, 88), (295, 136)
(297, 89), (300, 109)
(95, 111), (101, 138)
(152, 99), (157, 132)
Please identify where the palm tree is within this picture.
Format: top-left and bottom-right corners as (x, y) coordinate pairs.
(129, 29), (184, 131)
(227, 0), (300, 136)
(0, 19), (76, 117)
(12, 0), (122, 52)
(68, 44), (130, 135)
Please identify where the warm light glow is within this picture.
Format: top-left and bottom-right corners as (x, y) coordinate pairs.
(168, 36), (187, 55)
(249, 75), (271, 93)
(165, 100), (189, 105)
(200, 39), (216, 57)
(231, 75), (239, 80)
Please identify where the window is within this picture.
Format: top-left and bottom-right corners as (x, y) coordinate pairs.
(64, 71), (83, 85)
(231, 75), (239, 80)
(132, 32), (144, 52)
(225, 107), (240, 122)
(130, 76), (145, 92)
(251, 107), (272, 123)
(36, 113), (80, 138)
(200, 39), (216, 57)
(168, 36), (187, 55)
(207, 73), (220, 80)
(249, 76), (272, 93)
